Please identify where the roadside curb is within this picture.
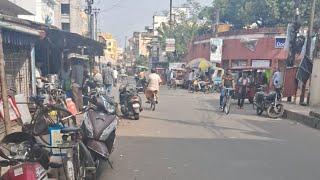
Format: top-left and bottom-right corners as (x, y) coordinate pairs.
(284, 109), (320, 130)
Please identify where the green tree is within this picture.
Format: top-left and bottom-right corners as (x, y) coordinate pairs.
(157, 0), (211, 62)
(212, 0), (320, 28)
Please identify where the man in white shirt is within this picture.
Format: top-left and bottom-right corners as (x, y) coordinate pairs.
(35, 62), (46, 94)
(113, 68), (118, 86)
(188, 69), (195, 90)
(145, 69), (162, 103)
(272, 68), (283, 100)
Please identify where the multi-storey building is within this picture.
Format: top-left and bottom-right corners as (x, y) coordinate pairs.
(9, 0), (57, 25)
(59, 0), (88, 35)
(98, 32), (119, 64)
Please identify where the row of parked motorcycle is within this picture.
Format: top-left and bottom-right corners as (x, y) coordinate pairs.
(0, 78), (145, 179)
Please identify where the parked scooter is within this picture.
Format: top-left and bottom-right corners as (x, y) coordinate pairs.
(119, 84), (142, 120)
(0, 132), (52, 180)
(254, 86), (284, 118)
(81, 91), (118, 169)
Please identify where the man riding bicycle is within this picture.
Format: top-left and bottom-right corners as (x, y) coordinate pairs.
(220, 70), (235, 109)
(145, 69), (162, 103)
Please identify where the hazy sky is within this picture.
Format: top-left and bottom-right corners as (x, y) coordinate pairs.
(95, 0), (213, 47)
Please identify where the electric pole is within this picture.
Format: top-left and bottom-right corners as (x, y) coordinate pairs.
(169, 0), (173, 28)
(85, 0), (94, 39)
(92, 8), (100, 41)
(0, 29), (11, 135)
(304, 0), (316, 105)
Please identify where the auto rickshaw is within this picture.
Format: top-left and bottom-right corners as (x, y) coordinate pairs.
(228, 67), (271, 103)
(171, 68), (187, 87)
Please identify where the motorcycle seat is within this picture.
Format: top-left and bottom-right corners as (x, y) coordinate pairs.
(60, 126), (81, 134)
(266, 92), (276, 101)
(29, 95), (45, 103)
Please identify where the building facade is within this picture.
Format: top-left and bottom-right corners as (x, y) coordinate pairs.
(98, 32), (119, 64)
(185, 28), (289, 70)
(59, 0), (88, 35)
(9, 0), (58, 25)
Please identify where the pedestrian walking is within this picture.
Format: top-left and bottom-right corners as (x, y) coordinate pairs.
(272, 68), (283, 100)
(103, 62), (114, 95)
(237, 74), (249, 109)
(93, 68), (103, 87)
(113, 68), (118, 87)
(188, 69), (195, 91)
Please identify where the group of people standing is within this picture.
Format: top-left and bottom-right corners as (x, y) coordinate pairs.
(58, 61), (121, 111)
(219, 68), (283, 110)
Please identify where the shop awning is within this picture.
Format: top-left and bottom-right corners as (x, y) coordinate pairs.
(44, 29), (105, 56)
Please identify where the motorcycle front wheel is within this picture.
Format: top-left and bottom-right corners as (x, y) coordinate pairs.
(256, 107), (263, 115)
(267, 104), (284, 119)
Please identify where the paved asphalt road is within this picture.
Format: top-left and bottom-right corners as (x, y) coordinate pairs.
(98, 88), (320, 180)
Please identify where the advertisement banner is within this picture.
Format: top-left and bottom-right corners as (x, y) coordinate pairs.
(210, 38), (223, 63)
(165, 38), (175, 52)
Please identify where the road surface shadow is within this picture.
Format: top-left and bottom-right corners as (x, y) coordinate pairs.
(97, 136), (320, 180)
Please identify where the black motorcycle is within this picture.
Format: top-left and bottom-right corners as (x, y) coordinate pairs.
(81, 91), (118, 169)
(119, 84), (142, 120)
(254, 87), (284, 118)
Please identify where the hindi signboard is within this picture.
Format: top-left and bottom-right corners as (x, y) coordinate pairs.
(210, 38), (223, 63)
(165, 38), (175, 52)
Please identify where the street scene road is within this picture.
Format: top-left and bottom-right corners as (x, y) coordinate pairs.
(2, 0), (320, 180)
(100, 88), (320, 180)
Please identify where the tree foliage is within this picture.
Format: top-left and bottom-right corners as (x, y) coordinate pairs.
(157, 0), (212, 62)
(213, 0), (320, 29)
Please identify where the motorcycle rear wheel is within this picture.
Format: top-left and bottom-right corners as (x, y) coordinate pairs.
(134, 113), (140, 120)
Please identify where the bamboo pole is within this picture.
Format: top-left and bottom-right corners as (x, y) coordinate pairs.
(0, 28), (12, 135)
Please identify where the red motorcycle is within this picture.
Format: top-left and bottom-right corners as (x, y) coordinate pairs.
(0, 132), (52, 180)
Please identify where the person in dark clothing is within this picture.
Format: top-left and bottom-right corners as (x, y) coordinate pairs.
(237, 74), (250, 109)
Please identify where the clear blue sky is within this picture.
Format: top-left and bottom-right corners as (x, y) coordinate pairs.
(95, 0), (213, 47)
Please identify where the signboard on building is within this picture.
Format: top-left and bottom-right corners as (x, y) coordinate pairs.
(251, 59), (271, 68)
(275, 36), (286, 48)
(210, 38), (223, 63)
(165, 38), (175, 52)
(169, 63), (185, 70)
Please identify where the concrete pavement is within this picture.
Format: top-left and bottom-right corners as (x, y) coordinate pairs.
(98, 88), (320, 180)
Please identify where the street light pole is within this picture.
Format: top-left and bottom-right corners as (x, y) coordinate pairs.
(299, 0), (316, 105)
(169, 0), (173, 28)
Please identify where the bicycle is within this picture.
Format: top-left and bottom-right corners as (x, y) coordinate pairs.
(147, 90), (158, 111)
(221, 88), (234, 115)
(20, 94), (77, 146)
(53, 126), (96, 180)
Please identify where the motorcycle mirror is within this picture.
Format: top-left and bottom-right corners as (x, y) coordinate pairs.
(0, 160), (10, 167)
(0, 148), (10, 160)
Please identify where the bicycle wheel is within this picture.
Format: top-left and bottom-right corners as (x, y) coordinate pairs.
(224, 97), (231, 115)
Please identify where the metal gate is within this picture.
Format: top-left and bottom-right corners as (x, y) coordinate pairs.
(1, 45), (30, 97)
